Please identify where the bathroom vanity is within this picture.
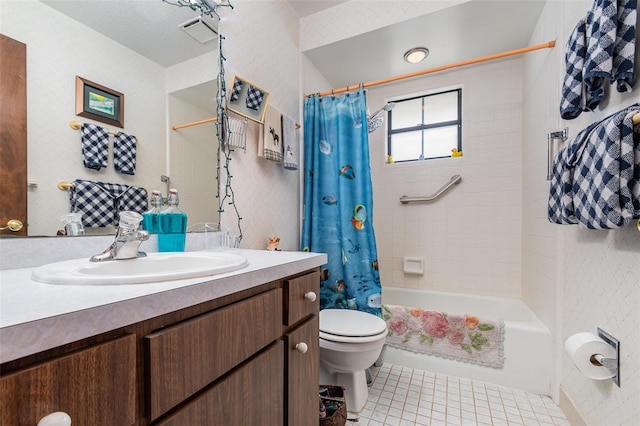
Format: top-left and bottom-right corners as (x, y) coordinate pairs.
(0, 249), (326, 426)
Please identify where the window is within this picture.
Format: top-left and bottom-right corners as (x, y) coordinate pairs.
(387, 88), (461, 162)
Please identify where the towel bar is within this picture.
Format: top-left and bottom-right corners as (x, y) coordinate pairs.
(400, 175), (462, 204)
(69, 120), (138, 141)
(547, 128), (568, 181)
(57, 180), (73, 191)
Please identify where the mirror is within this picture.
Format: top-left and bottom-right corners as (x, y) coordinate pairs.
(1, 0), (221, 237)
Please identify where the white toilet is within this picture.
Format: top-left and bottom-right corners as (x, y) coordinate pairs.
(319, 309), (388, 413)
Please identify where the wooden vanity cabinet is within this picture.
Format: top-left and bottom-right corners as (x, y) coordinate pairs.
(0, 334), (137, 426)
(0, 268), (320, 426)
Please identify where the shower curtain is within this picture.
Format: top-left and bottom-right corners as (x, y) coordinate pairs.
(301, 88), (382, 316)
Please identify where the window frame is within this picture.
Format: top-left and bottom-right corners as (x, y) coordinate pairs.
(386, 87), (462, 162)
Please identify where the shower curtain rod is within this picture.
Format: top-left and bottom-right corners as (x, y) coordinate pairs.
(306, 40), (556, 98)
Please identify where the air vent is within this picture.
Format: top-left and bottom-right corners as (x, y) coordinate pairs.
(179, 15), (219, 44)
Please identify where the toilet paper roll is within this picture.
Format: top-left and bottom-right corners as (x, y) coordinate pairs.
(565, 332), (616, 380)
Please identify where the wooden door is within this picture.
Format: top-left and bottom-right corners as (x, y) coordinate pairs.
(0, 34), (28, 236)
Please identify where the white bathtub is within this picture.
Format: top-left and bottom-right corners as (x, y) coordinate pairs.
(381, 287), (552, 395)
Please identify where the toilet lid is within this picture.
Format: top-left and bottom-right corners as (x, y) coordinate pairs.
(319, 309), (387, 337)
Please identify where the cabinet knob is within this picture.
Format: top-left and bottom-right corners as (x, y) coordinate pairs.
(304, 291), (317, 302)
(295, 342), (308, 354)
(37, 412), (71, 426)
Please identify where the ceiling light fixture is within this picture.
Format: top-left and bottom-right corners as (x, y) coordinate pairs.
(403, 47), (429, 64)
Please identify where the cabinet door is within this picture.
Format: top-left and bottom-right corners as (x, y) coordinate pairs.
(283, 272), (319, 326)
(156, 341), (284, 426)
(145, 288), (282, 420)
(286, 316), (319, 426)
(0, 335), (136, 426)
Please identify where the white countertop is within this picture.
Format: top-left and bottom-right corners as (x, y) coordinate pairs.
(0, 249), (326, 364)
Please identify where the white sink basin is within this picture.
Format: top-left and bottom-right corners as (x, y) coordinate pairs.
(31, 251), (249, 285)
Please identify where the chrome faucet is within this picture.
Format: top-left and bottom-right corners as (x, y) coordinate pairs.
(90, 211), (150, 262)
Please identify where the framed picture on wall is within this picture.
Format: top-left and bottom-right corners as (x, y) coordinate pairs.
(75, 76), (124, 128)
(227, 75), (270, 124)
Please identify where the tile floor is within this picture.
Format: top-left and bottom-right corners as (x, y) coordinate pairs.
(346, 363), (570, 426)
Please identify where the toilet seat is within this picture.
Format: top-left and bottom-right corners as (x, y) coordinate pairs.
(319, 309), (388, 343)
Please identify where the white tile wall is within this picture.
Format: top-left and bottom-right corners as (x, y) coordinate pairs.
(523, 1), (640, 424)
(366, 59), (524, 298)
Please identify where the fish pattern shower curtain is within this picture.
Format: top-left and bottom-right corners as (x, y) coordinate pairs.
(301, 88), (382, 316)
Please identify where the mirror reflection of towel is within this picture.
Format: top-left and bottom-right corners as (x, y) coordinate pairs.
(70, 179), (148, 227)
(114, 132), (137, 175)
(81, 123), (109, 170)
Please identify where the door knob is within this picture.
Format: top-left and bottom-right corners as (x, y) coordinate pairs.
(295, 342), (308, 354)
(304, 291), (317, 302)
(1, 219), (23, 232)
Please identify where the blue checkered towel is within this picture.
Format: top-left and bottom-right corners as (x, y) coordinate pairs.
(560, 19), (588, 120)
(246, 85), (265, 111)
(81, 123), (109, 170)
(549, 103), (640, 229)
(114, 131), (137, 175)
(612, 0), (637, 92)
(70, 179), (148, 227)
(230, 78), (244, 102)
(584, 0), (618, 110)
(548, 121), (601, 225)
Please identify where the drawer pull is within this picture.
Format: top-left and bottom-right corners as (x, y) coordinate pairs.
(304, 291), (317, 302)
(295, 342), (308, 354)
(37, 412), (71, 426)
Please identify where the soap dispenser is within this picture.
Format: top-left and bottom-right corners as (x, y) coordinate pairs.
(142, 190), (164, 234)
(158, 188), (187, 252)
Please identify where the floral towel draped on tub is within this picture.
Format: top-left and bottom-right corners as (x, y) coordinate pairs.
(383, 304), (505, 368)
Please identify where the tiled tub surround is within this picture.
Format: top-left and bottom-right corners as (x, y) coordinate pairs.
(349, 363), (570, 426)
(381, 287), (552, 395)
(0, 248), (326, 363)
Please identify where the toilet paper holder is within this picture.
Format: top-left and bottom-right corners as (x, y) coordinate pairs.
(594, 328), (620, 387)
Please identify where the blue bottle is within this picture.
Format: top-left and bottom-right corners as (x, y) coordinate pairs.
(142, 190), (164, 234)
(158, 189), (187, 252)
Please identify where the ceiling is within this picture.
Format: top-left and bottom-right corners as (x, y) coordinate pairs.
(41, 0), (546, 94)
(303, 0), (546, 89)
(287, 0), (347, 18)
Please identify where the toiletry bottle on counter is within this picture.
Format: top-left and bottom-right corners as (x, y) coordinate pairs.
(158, 188), (187, 252)
(142, 190), (164, 234)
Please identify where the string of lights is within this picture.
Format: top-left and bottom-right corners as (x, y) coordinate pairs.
(214, 19), (243, 244)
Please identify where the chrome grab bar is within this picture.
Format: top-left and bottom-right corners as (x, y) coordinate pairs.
(400, 175), (462, 204)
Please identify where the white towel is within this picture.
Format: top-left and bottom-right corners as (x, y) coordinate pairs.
(282, 113), (298, 170)
(258, 105), (282, 162)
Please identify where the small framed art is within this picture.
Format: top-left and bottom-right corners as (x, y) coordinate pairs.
(227, 75), (270, 124)
(75, 76), (124, 128)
